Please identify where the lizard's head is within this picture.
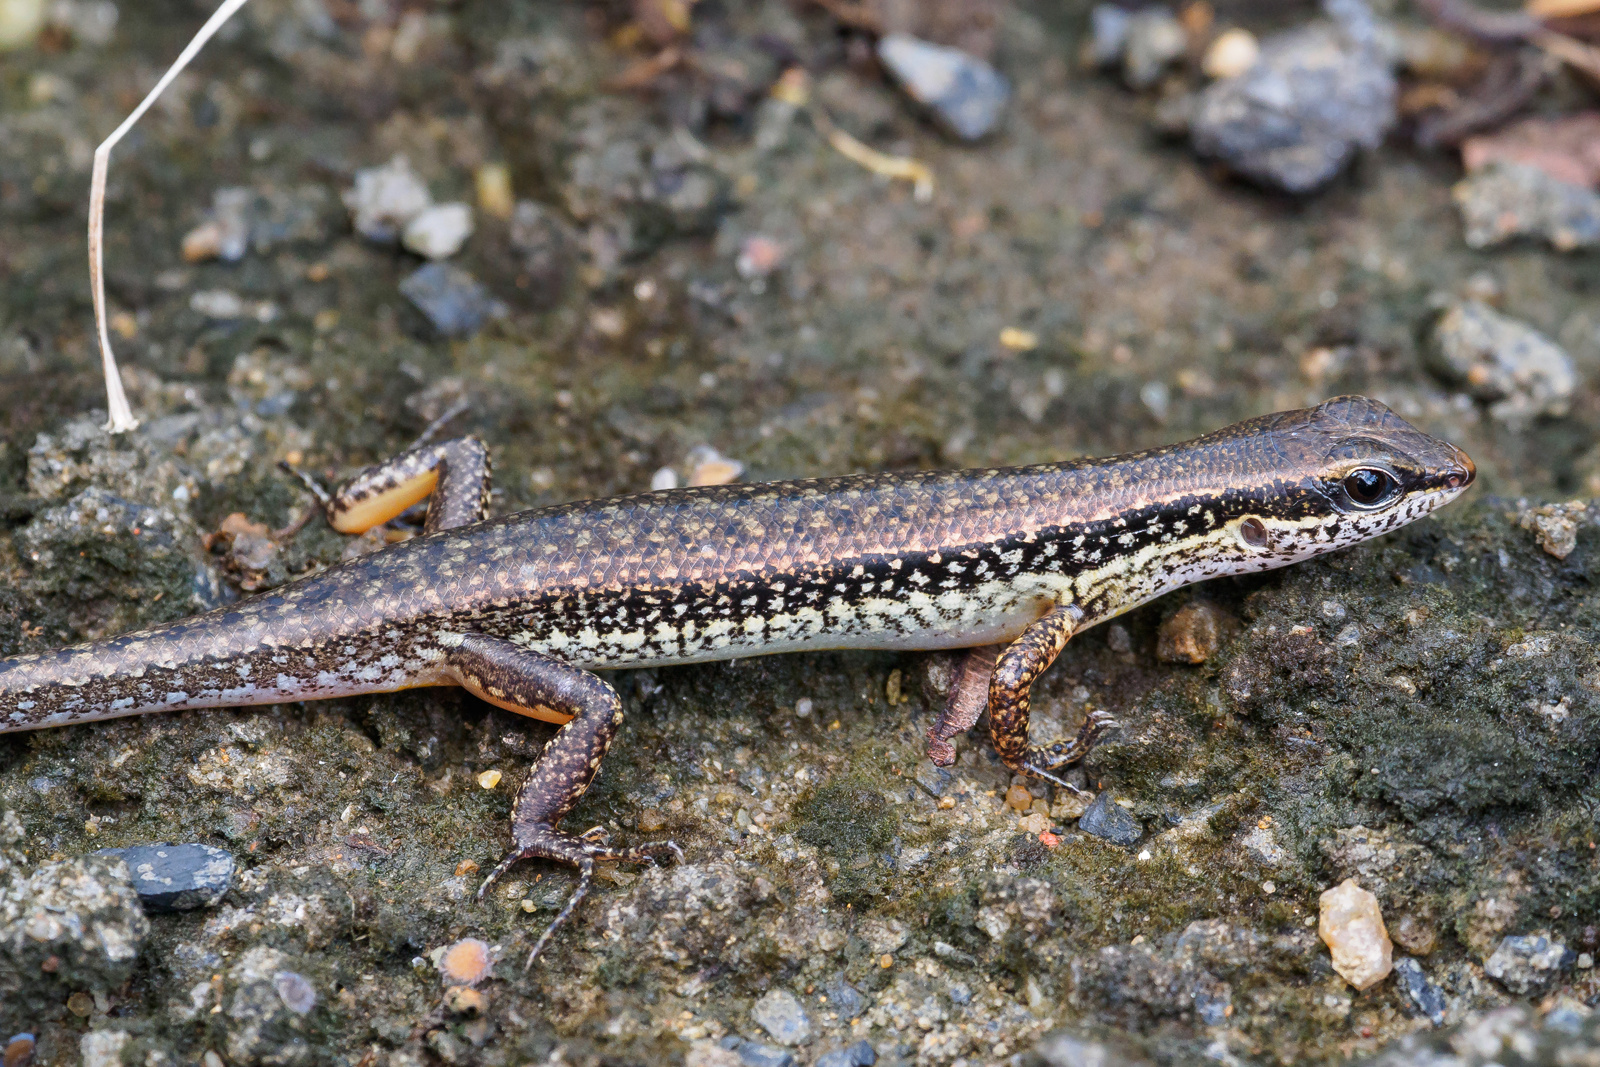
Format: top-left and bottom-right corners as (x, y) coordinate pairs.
(1227, 394), (1475, 561)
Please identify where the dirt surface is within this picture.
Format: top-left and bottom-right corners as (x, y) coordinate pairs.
(3, 1), (1600, 1065)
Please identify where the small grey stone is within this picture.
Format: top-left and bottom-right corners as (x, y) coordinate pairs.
(816, 1040), (877, 1067)
(1454, 162), (1600, 251)
(400, 263), (500, 338)
(1391, 957), (1445, 1025)
(1088, 5), (1133, 68)
(824, 974), (868, 1020)
(1079, 793), (1143, 846)
(1122, 10), (1187, 90)
(876, 33), (1010, 141)
(1430, 300), (1576, 424)
(274, 971), (316, 1015)
(1029, 1030), (1155, 1067)
(1191, 0), (1395, 193)
(912, 765), (952, 798)
(751, 988), (810, 1047)
(93, 843), (234, 912)
(736, 1040), (796, 1067)
(1484, 935), (1574, 995)
(932, 940), (977, 967)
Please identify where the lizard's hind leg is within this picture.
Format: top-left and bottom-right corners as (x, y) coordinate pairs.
(443, 633), (681, 967)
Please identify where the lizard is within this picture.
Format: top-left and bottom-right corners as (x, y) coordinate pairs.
(0, 395), (1475, 963)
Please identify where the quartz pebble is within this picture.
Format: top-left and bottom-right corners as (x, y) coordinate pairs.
(402, 202), (474, 260)
(344, 156), (433, 243)
(751, 988), (810, 1046)
(876, 33), (1010, 141)
(1318, 878), (1392, 990)
(0, 0), (45, 50)
(92, 843), (234, 911)
(1203, 28), (1260, 79)
(1431, 300), (1576, 425)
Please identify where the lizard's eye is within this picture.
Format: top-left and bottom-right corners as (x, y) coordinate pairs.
(1343, 468), (1397, 508)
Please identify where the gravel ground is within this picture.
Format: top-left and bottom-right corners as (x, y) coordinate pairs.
(3, 1), (1600, 1064)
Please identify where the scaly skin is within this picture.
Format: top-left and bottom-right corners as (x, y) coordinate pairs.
(0, 395), (1474, 963)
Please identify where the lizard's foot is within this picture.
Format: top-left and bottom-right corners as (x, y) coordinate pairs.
(477, 824), (683, 968)
(1021, 709), (1118, 793)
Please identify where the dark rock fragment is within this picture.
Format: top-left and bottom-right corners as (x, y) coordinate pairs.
(1079, 793), (1142, 846)
(94, 844), (234, 912)
(876, 33), (1010, 141)
(825, 973), (868, 1020)
(816, 1039), (877, 1067)
(1483, 935), (1573, 995)
(1191, 0), (1394, 193)
(1392, 956), (1445, 1025)
(399, 263), (501, 338)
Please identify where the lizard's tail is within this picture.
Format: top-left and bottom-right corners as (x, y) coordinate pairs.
(0, 605), (421, 733)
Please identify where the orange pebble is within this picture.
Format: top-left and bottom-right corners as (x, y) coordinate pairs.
(1005, 784), (1034, 812)
(439, 938), (494, 986)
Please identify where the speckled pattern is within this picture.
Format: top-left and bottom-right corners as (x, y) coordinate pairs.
(0, 396), (1472, 956)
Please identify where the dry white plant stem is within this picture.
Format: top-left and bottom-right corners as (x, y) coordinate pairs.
(89, 0), (254, 433)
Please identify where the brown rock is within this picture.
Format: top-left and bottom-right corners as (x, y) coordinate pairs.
(1157, 601), (1225, 663)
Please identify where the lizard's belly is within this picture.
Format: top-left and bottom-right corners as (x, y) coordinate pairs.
(496, 572), (1074, 669)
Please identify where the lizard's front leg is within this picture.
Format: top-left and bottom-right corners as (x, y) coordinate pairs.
(283, 404), (491, 536)
(441, 633), (681, 967)
(988, 603), (1116, 792)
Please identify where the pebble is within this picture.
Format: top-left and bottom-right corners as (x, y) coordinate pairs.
(273, 971), (316, 1015)
(722, 1038), (794, 1067)
(1452, 162), (1600, 252)
(443, 985), (486, 1014)
(1156, 601), (1223, 663)
(1516, 501), (1588, 560)
(751, 988), (810, 1046)
(1484, 934), (1574, 995)
(824, 974), (868, 1020)
(1191, 0), (1395, 194)
(0, 0), (45, 50)
(876, 33), (1010, 141)
(477, 769), (502, 789)
(1121, 9), (1187, 90)
(1431, 300), (1576, 424)
(1005, 784), (1034, 812)
(78, 1032), (128, 1067)
(1203, 28), (1260, 79)
(1086, 5), (1132, 68)
(736, 235), (784, 281)
(1392, 956), (1446, 1025)
(92, 843), (234, 911)
(182, 188), (252, 263)
(439, 938), (494, 986)
(1078, 792), (1143, 846)
(402, 202), (474, 260)
(343, 155), (432, 243)
(475, 163), (515, 220)
(3, 1034), (34, 1067)
(815, 1040), (877, 1067)
(1318, 878), (1392, 990)
(399, 263), (499, 337)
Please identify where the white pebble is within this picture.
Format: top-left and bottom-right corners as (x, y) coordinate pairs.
(1319, 879), (1392, 990)
(650, 467), (679, 491)
(403, 202), (474, 260)
(343, 155), (432, 243)
(0, 0), (46, 50)
(1202, 28), (1260, 79)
